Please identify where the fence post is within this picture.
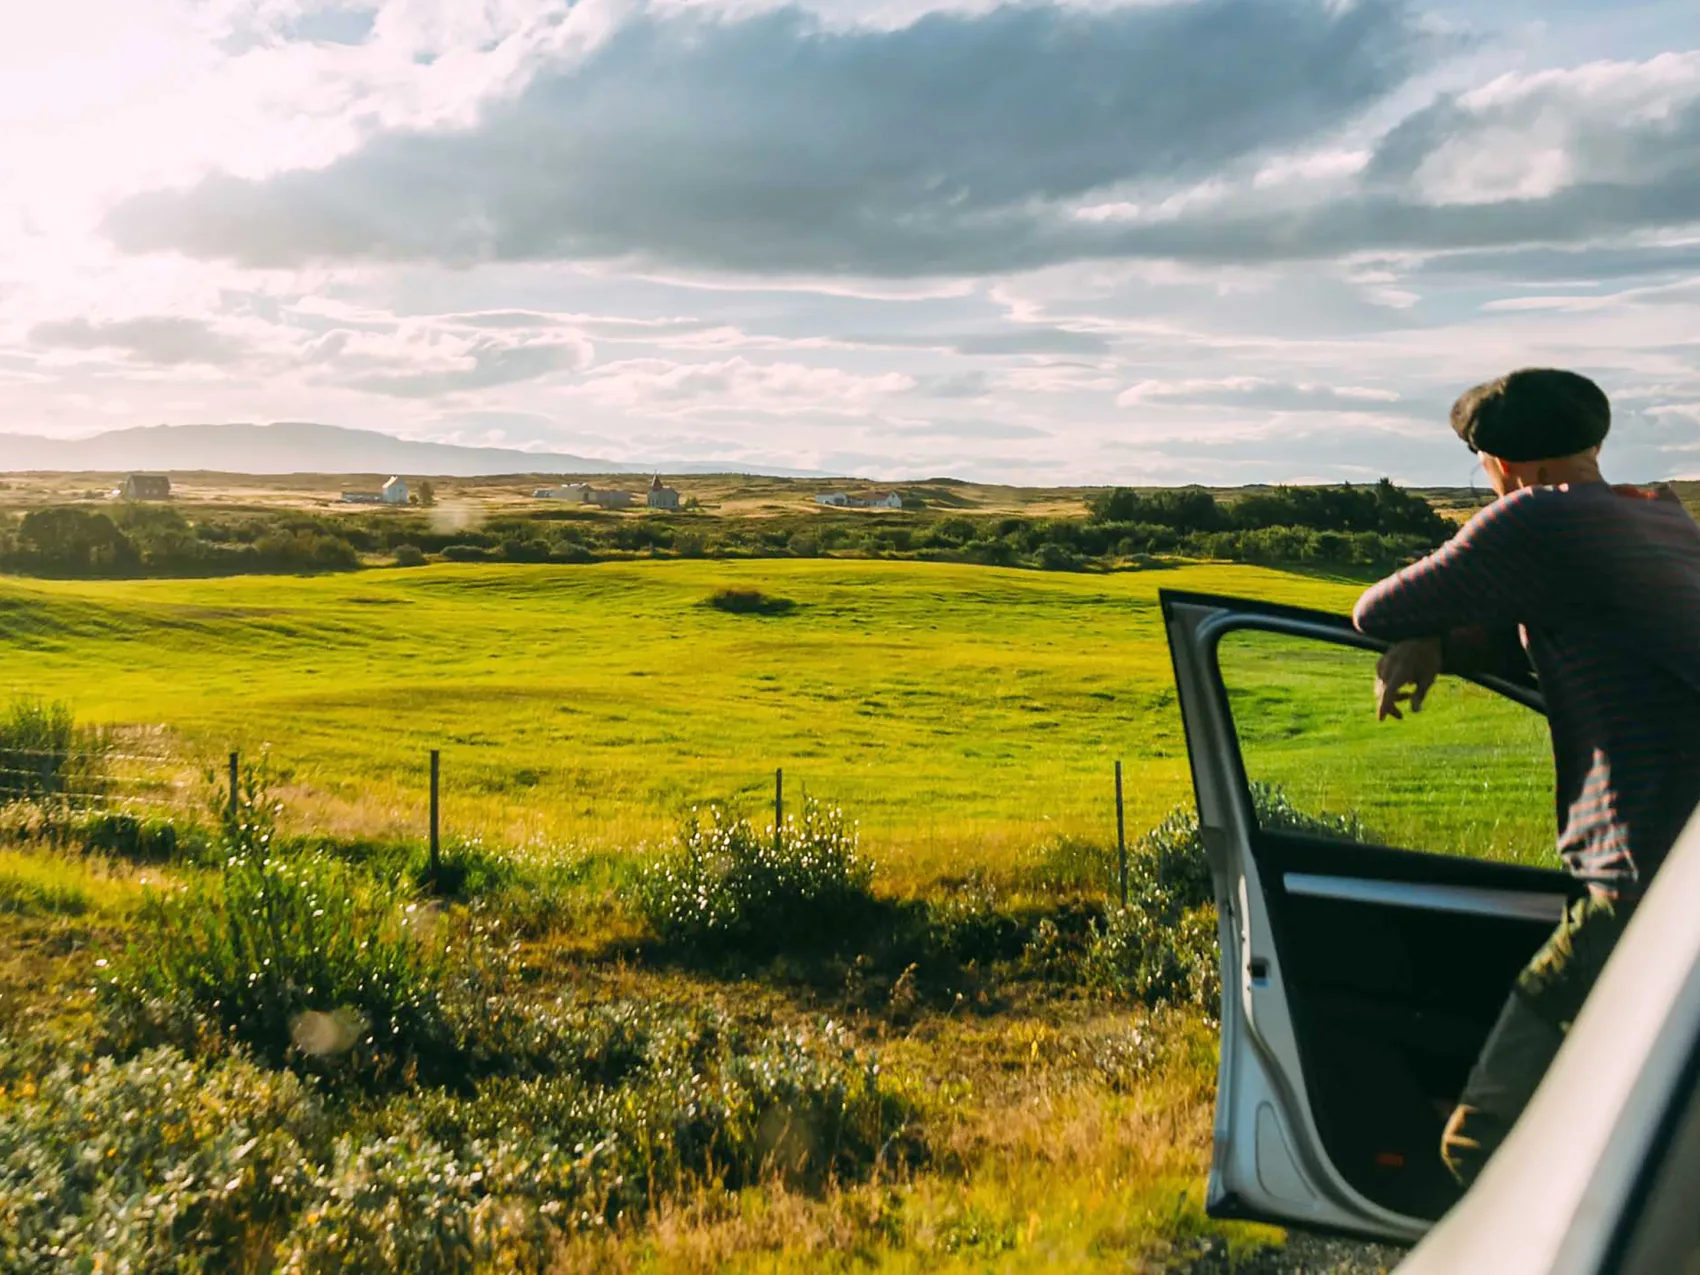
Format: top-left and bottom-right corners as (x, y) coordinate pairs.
(429, 749), (441, 883)
(228, 751), (239, 828)
(1116, 760), (1127, 908)
(774, 767), (784, 848)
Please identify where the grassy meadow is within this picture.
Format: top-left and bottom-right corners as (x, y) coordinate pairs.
(1, 558), (1382, 878)
(0, 552), (1549, 1273)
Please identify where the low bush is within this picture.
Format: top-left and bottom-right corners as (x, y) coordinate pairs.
(1083, 784), (1373, 1012)
(1085, 899), (1221, 1011)
(1024, 833), (1116, 892)
(705, 587), (796, 616)
(922, 875), (1029, 967)
(0, 697), (107, 806)
(441, 543), (490, 563)
(0, 1044), (326, 1274)
(0, 1009), (912, 1273)
(78, 809), (180, 862)
(393, 543), (427, 567)
(636, 798), (874, 957)
(102, 766), (451, 1087)
(412, 835), (517, 900)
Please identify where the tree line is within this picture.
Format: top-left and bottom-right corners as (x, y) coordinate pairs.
(0, 479), (1456, 578)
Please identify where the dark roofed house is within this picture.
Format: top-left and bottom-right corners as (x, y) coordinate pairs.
(122, 474), (171, 501)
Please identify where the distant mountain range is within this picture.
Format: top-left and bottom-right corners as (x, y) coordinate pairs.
(0, 422), (827, 478)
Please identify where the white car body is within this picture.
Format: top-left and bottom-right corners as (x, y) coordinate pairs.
(1159, 588), (1700, 1273)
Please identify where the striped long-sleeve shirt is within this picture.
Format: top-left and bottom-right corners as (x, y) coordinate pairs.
(1353, 483), (1700, 895)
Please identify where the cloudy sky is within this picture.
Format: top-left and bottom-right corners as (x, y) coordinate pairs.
(4, 0), (1700, 482)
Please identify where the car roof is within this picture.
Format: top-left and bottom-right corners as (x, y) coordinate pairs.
(1398, 804), (1700, 1274)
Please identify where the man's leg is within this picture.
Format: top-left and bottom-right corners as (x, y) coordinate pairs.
(1441, 893), (1637, 1187)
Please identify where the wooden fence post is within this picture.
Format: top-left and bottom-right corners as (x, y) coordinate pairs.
(228, 751), (239, 827)
(430, 749), (441, 882)
(775, 767), (784, 848)
(1116, 760), (1128, 908)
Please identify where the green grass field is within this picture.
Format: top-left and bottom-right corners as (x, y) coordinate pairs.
(0, 560), (1376, 873)
(1, 557), (1561, 878)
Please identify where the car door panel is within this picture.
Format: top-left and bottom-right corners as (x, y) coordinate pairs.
(1161, 589), (1577, 1242)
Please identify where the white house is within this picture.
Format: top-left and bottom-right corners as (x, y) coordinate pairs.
(817, 490), (903, 509)
(535, 483), (593, 501)
(646, 476), (681, 510)
(381, 476), (409, 505)
(588, 488), (633, 509)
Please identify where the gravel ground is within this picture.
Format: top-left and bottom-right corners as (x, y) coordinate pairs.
(1156, 1232), (1409, 1273)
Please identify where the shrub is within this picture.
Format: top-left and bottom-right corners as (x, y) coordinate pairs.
(1082, 784), (1370, 1012)
(0, 1013), (912, 1274)
(0, 1044), (325, 1274)
(705, 587), (796, 616)
(441, 543), (490, 562)
(498, 537), (551, 563)
(103, 765), (450, 1087)
(393, 544), (427, 567)
(1024, 833), (1116, 892)
(279, 1011), (909, 1272)
(0, 697), (107, 806)
(252, 529), (360, 571)
(1085, 900), (1220, 1011)
(923, 877), (1028, 966)
(1250, 780), (1372, 843)
(1036, 542), (1080, 571)
(412, 836), (516, 900)
(78, 809), (180, 862)
(636, 798), (874, 956)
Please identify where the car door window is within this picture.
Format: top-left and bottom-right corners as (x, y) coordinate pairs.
(1216, 627), (1559, 867)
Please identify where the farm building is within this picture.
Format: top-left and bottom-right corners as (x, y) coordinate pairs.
(382, 477), (409, 505)
(647, 476), (680, 510)
(586, 487), (633, 509)
(121, 474), (171, 501)
(535, 483), (594, 501)
(340, 490), (382, 504)
(815, 490), (902, 509)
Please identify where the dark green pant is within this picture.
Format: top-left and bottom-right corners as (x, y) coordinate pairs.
(1441, 893), (1637, 1187)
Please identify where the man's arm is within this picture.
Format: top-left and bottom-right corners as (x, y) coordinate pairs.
(1356, 492), (1554, 717)
(1353, 489), (1560, 642)
(1439, 624), (1535, 683)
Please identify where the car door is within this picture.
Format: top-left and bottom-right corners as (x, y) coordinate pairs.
(1160, 588), (1581, 1243)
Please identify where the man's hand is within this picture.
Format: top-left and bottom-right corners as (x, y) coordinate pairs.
(1376, 636), (1444, 721)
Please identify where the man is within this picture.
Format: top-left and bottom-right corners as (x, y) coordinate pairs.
(1352, 367), (1700, 1188)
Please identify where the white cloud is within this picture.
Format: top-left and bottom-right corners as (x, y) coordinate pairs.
(1116, 376), (1404, 411)
(29, 315), (249, 366)
(565, 356), (915, 416)
(105, 0), (1435, 274)
(301, 321), (592, 396)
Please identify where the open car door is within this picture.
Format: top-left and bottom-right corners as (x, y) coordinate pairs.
(1161, 589), (1581, 1243)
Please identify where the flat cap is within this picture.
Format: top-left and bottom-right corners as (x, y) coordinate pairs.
(1450, 368), (1610, 463)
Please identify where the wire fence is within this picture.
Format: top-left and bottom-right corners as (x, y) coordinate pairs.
(0, 745), (212, 820)
(1, 742), (1144, 900)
